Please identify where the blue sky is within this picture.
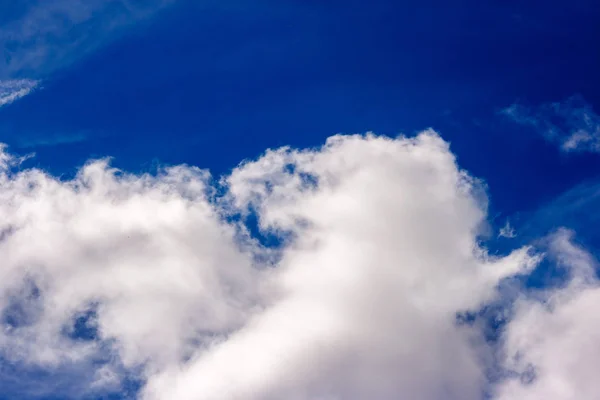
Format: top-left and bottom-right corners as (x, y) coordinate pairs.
(2, 0), (598, 219)
(1, 1), (600, 399)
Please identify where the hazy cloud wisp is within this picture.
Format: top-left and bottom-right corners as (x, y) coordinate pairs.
(0, 0), (175, 79)
(501, 95), (600, 153)
(0, 79), (39, 107)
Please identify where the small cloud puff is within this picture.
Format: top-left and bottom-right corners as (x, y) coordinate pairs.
(499, 221), (516, 238)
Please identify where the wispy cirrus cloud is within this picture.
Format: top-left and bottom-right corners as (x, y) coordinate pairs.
(0, 79), (39, 107)
(501, 95), (600, 153)
(0, 0), (175, 79)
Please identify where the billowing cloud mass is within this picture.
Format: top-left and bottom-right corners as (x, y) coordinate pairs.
(501, 95), (600, 153)
(0, 130), (596, 399)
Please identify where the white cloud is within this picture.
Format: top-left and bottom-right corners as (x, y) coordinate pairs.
(0, 156), (263, 397)
(0, 79), (39, 107)
(141, 131), (538, 400)
(494, 228), (600, 400)
(501, 95), (600, 153)
(499, 221), (516, 239)
(2, 130), (592, 400)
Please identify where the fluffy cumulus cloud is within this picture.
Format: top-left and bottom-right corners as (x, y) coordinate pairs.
(0, 129), (596, 399)
(501, 95), (600, 153)
(142, 131), (536, 400)
(494, 229), (600, 400)
(0, 152), (261, 397)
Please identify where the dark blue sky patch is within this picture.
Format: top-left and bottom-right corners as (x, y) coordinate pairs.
(522, 255), (572, 291)
(63, 306), (100, 342)
(0, 356), (140, 400)
(1, 279), (41, 330)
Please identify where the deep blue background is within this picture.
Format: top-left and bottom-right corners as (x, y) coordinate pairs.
(1, 0), (599, 216)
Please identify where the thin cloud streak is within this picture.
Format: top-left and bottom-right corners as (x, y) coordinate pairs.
(0, 79), (39, 107)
